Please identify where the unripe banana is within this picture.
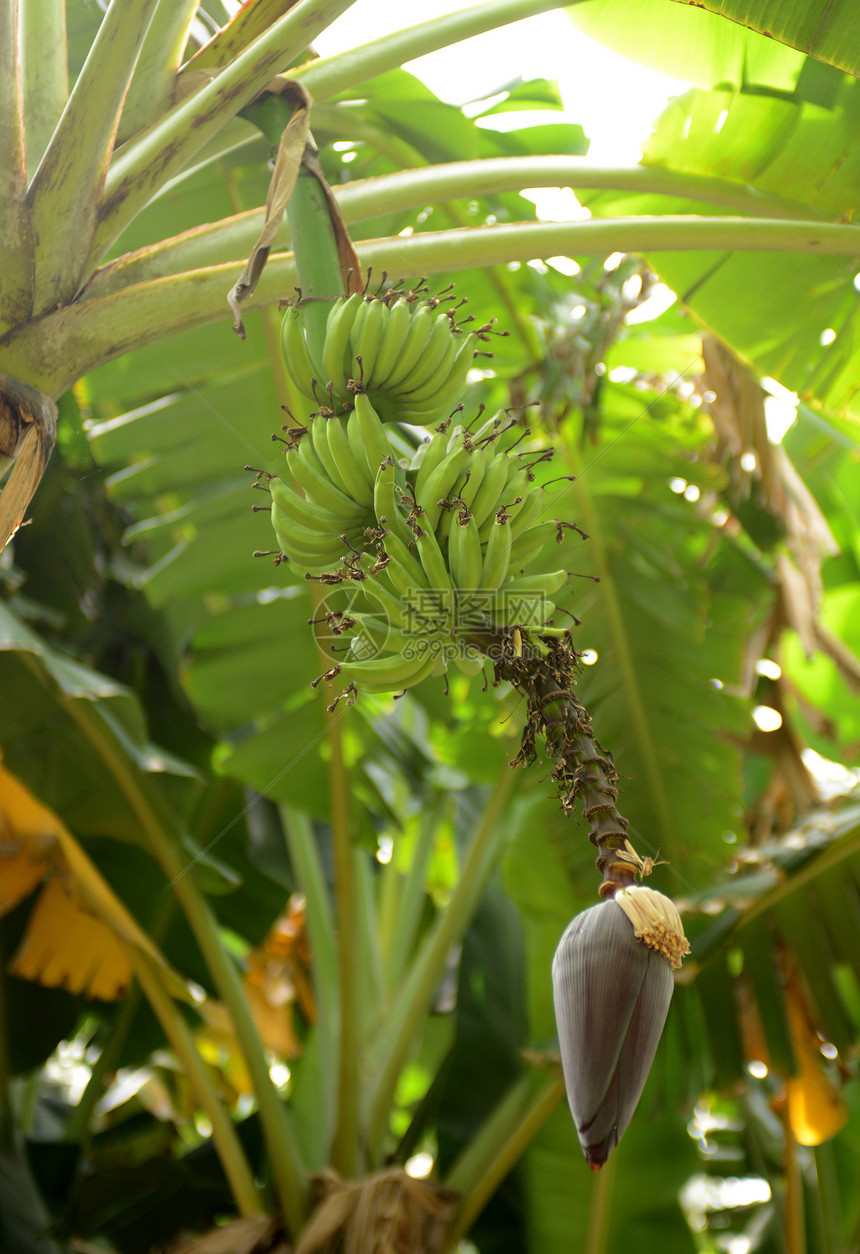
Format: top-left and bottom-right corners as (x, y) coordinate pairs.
(503, 569), (568, 597)
(348, 570), (415, 633)
(480, 516), (512, 590)
(415, 524), (453, 600)
(509, 520), (562, 572)
(471, 411), (506, 445)
(346, 297), (370, 378)
(280, 305), (319, 400)
(412, 429), (453, 502)
(469, 453), (512, 531)
(453, 651), (485, 677)
(373, 458), (416, 549)
(385, 305), (436, 390)
(449, 512), (483, 591)
(337, 646), (441, 695)
(352, 296), (386, 384)
(345, 613), (396, 656)
(415, 446), (470, 530)
(321, 293), (363, 396)
(457, 446), (489, 512)
(353, 390), (393, 476)
(506, 487), (549, 539)
(270, 508), (353, 565)
(346, 407), (376, 490)
(324, 413), (372, 506)
(286, 447), (365, 520)
(310, 415), (354, 499)
(435, 490), (467, 550)
(371, 296), (412, 386)
(381, 530), (428, 590)
(399, 337), (476, 425)
(399, 313), (457, 397)
(270, 476), (350, 534)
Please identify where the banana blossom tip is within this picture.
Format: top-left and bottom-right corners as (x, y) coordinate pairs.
(552, 886), (689, 1168)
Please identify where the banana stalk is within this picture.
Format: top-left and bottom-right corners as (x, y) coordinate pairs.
(0, 0), (33, 332)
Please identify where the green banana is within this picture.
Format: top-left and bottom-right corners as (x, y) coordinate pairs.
(414, 523), (453, 599)
(324, 413), (372, 506)
(344, 613), (395, 656)
(270, 476), (351, 534)
(399, 337), (476, 425)
(385, 304), (435, 390)
(346, 613), (442, 661)
(321, 293), (363, 396)
(415, 445), (470, 530)
(280, 305), (318, 400)
(412, 429), (452, 502)
(446, 424), (467, 452)
(509, 520), (562, 571)
(347, 565), (435, 635)
(310, 415), (354, 499)
(399, 313), (457, 397)
(452, 651), (485, 677)
(345, 297), (370, 381)
(502, 569), (568, 597)
(347, 407), (376, 490)
(449, 512), (483, 591)
(469, 452), (511, 531)
(373, 458), (416, 548)
(480, 517), (512, 590)
(337, 645), (441, 694)
(353, 390), (393, 476)
(271, 512), (353, 564)
(286, 447), (365, 520)
(371, 296), (412, 387)
(435, 491), (468, 551)
(352, 295), (386, 384)
(471, 411), (505, 445)
(380, 530), (429, 589)
(505, 487), (549, 539)
(457, 446), (489, 512)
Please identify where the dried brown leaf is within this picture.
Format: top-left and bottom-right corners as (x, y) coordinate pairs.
(0, 374), (57, 553)
(295, 1169), (455, 1254)
(168, 1215), (276, 1254)
(228, 83), (311, 337)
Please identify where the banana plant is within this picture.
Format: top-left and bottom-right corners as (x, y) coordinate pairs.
(3, 2), (860, 1253)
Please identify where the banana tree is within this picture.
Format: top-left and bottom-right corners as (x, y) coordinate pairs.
(3, 1), (860, 1252)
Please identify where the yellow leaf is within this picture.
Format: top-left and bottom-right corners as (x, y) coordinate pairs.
(785, 979), (847, 1147)
(0, 841), (51, 915)
(9, 875), (132, 1000)
(0, 756), (191, 1003)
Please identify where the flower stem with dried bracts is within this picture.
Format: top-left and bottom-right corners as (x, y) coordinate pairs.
(491, 630), (640, 897)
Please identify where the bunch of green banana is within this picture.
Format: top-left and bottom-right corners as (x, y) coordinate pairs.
(265, 387), (577, 697)
(268, 416), (378, 574)
(280, 289), (480, 427)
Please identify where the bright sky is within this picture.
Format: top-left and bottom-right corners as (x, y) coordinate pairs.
(313, 3), (692, 165)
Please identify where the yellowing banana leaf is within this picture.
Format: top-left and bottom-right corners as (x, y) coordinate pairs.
(0, 756), (192, 1002)
(9, 875), (133, 1001)
(784, 970), (848, 1146)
